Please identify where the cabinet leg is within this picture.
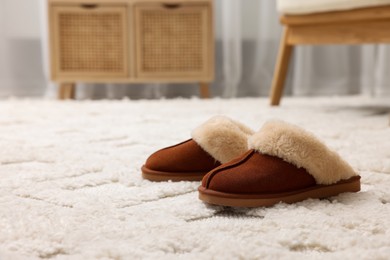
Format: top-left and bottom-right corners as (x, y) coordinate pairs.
(269, 28), (293, 106)
(58, 83), (76, 100)
(58, 84), (66, 100)
(199, 83), (210, 99)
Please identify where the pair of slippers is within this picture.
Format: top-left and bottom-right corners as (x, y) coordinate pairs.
(142, 116), (361, 207)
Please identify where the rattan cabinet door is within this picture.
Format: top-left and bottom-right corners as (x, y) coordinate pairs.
(50, 5), (129, 80)
(134, 3), (213, 80)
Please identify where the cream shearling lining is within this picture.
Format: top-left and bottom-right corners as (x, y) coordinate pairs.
(277, 0), (390, 15)
(191, 116), (254, 163)
(249, 120), (357, 185)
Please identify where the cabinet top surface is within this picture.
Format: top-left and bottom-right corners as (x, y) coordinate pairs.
(48, 0), (213, 4)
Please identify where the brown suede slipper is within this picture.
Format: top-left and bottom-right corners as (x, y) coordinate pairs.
(142, 116), (254, 181)
(198, 120), (361, 207)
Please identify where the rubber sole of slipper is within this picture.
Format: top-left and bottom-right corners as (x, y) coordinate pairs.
(198, 176), (361, 207)
(141, 165), (205, 182)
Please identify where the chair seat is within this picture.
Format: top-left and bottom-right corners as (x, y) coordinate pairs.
(278, 0), (390, 15)
(280, 5), (390, 26)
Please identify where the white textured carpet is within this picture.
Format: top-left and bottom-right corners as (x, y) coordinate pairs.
(1, 96), (390, 259)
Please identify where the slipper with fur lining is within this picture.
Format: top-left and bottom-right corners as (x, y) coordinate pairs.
(142, 116), (254, 181)
(198, 120), (361, 207)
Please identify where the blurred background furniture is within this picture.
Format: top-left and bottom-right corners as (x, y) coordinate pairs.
(270, 0), (390, 105)
(2, 1), (390, 100)
(48, 0), (214, 99)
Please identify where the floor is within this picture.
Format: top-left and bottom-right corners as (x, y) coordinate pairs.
(0, 96), (390, 259)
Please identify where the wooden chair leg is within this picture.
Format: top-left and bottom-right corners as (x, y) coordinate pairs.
(58, 83), (76, 100)
(199, 83), (210, 99)
(269, 28), (294, 106)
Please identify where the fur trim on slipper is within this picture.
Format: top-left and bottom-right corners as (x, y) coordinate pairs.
(248, 120), (357, 185)
(192, 116), (254, 163)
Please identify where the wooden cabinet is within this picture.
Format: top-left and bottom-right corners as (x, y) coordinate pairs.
(134, 2), (211, 79)
(48, 0), (214, 99)
(50, 4), (129, 79)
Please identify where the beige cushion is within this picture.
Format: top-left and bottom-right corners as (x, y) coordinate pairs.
(278, 0), (390, 15)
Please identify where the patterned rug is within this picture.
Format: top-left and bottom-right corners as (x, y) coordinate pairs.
(0, 96), (390, 259)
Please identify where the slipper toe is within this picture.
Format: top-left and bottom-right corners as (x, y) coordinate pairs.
(142, 139), (220, 181)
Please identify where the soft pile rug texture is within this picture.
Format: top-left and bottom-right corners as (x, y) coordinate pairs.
(1, 96), (390, 259)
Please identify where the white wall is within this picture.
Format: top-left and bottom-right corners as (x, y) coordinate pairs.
(2, 0), (41, 39)
(0, 0), (45, 97)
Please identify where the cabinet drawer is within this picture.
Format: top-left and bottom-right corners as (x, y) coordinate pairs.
(50, 4), (129, 79)
(134, 2), (213, 79)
